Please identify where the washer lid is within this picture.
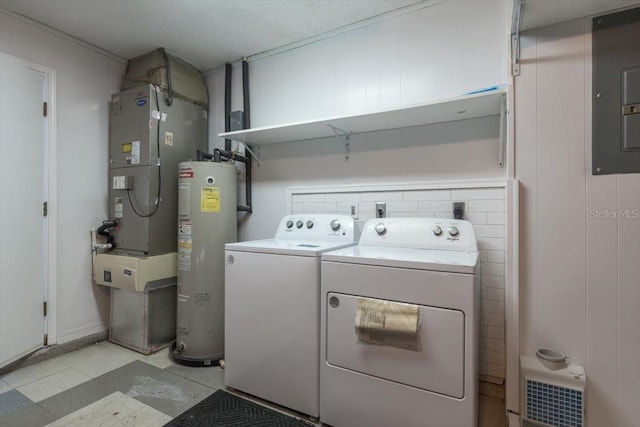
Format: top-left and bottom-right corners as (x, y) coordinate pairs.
(226, 239), (357, 256)
(322, 245), (478, 273)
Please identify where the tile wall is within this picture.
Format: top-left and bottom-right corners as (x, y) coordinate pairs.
(291, 186), (507, 383)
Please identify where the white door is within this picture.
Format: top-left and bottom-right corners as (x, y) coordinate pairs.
(0, 52), (47, 368)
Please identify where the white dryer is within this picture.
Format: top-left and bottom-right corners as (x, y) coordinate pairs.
(224, 214), (358, 419)
(320, 217), (479, 427)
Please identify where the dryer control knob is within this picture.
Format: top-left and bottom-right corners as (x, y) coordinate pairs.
(375, 223), (387, 235)
(286, 220), (294, 229)
(306, 220), (314, 229)
(296, 220), (304, 229)
(448, 226), (459, 237)
(330, 219), (341, 231)
(432, 225), (443, 236)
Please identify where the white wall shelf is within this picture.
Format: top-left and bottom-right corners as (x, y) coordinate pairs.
(218, 89), (506, 146)
(519, 0), (640, 32)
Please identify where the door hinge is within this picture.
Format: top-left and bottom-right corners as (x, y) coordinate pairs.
(43, 102), (47, 117)
(43, 201), (48, 217)
(43, 301), (47, 316)
(43, 333), (48, 346)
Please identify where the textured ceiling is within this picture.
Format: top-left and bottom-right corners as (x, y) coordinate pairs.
(0, 0), (426, 70)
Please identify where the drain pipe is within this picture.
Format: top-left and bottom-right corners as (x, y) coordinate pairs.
(195, 149), (252, 213)
(240, 59), (253, 214)
(224, 63), (232, 152)
(242, 59), (250, 129)
(214, 148), (252, 213)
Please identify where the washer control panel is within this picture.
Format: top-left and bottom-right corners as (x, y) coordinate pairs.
(361, 218), (477, 252)
(276, 214), (357, 242)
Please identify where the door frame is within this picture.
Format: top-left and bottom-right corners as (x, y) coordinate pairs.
(17, 54), (57, 346)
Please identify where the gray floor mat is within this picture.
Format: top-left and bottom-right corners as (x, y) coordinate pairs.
(165, 389), (314, 427)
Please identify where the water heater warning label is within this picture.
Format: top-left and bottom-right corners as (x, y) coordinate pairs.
(201, 187), (220, 212)
(178, 222), (192, 238)
(178, 249), (191, 271)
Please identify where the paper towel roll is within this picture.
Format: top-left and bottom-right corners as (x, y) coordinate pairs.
(355, 297), (420, 351)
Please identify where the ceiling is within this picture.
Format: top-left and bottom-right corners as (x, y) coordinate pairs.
(0, 0), (427, 71)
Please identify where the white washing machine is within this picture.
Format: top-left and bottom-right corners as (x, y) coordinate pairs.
(224, 214), (358, 418)
(320, 217), (479, 427)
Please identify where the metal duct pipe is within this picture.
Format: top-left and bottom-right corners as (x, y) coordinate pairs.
(158, 47), (173, 106)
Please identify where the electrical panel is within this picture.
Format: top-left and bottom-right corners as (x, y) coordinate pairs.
(593, 7), (640, 174)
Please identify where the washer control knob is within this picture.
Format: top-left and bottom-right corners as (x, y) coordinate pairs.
(286, 220), (294, 229)
(296, 220), (304, 229)
(306, 220), (314, 229)
(448, 226), (459, 237)
(375, 223), (387, 235)
(330, 219), (341, 231)
(432, 225), (443, 236)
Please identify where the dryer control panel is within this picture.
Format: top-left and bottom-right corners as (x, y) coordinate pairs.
(359, 217), (477, 252)
(276, 214), (357, 242)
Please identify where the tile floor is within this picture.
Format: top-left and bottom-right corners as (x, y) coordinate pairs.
(0, 340), (506, 427)
(0, 341), (221, 427)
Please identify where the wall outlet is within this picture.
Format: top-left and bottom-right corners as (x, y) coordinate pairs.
(350, 204), (359, 219)
(453, 202), (465, 219)
(376, 202), (386, 218)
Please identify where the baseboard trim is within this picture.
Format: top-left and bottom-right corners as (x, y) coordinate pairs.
(0, 329), (108, 375)
(57, 322), (107, 345)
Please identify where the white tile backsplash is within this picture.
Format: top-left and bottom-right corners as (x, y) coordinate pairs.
(291, 193), (326, 203)
(485, 287), (505, 301)
(336, 202), (356, 214)
(464, 212), (488, 224)
(474, 225), (506, 238)
(451, 188), (505, 200)
(487, 212), (506, 225)
(481, 349), (506, 365)
(477, 237), (505, 251)
(488, 326), (505, 339)
(487, 363), (506, 378)
(361, 191), (404, 201)
(403, 189), (451, 201)
(487, 250), (505, 263)
(481, 312), (505, 328)
(480, 337), (505, 353)
(481, 275), (505, 288)
(387, 201), (419, 213)
(468, 200), (505, 212)
(290, 184), (508, 381)
(481, 262), (505, 276)
(325, 193), (362, 202)
(418, 200), (455, 212)
(482, 300), (506, 315)
(296, 202), (337, 212)
(434, 211), (454, 219)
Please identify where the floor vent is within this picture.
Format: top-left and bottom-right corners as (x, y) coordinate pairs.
(521, 355), (586, 427)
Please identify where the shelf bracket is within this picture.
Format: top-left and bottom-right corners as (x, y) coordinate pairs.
(511, 0), (525, 76)
(327, 124), (352, 160)
(242, 143), (261, 167)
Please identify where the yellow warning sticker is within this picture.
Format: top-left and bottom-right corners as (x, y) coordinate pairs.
(201, 187), (220, 212)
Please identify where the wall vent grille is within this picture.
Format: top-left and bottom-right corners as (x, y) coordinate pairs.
(525, 378), (584, 427)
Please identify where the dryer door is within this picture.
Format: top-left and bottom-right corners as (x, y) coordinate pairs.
(326, 292), (465, 399)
